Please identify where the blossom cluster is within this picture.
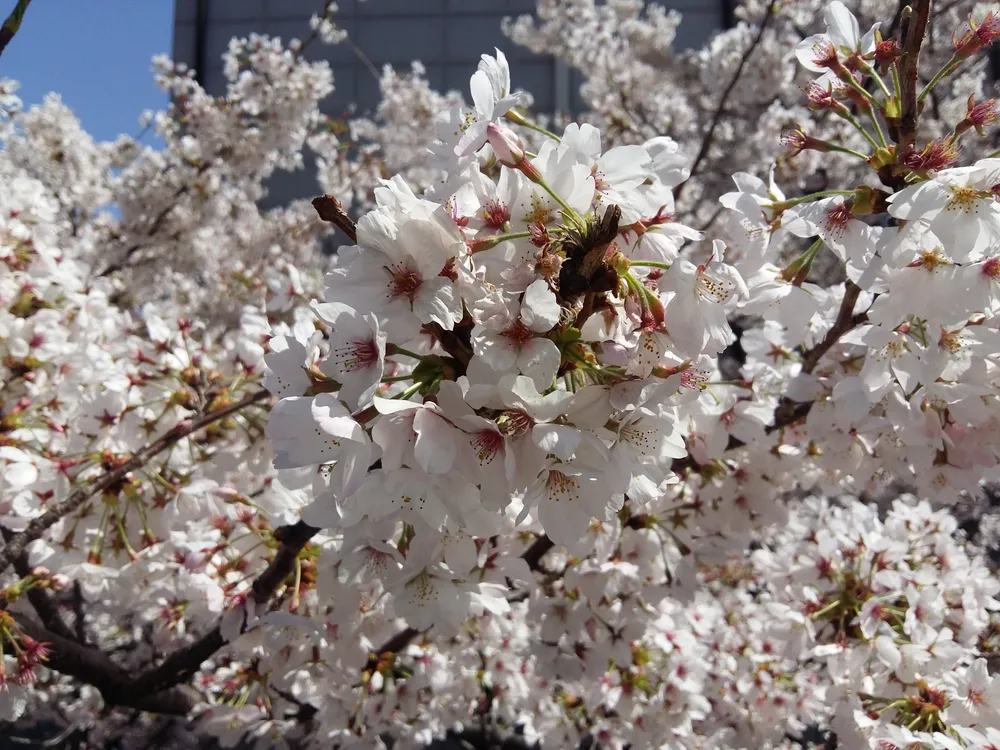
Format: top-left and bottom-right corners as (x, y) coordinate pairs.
(1, 2), (1000, 750)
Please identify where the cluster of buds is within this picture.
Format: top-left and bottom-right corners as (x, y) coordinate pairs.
(0, 613), (50, 690)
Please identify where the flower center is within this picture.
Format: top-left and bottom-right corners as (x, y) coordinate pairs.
(471, 429), (503, 465)
(332, 338), (379, 372)
(546, 469), (581, 502)
(497, 409), (533, 436)
(938, 329), (962, 355)
(981, 256), (1000, 280)
(386, 264), (422, 302)
(501, 318), (535, 348)
(910, 249), (949, 271)
(810, 39), (839, 68)
(482, 199), (510, 230)
(825, 202), (852, 231)
(946, 185), (983, 212)
(524, 195), (552, 225)
(695, 267), (735, 304)
(680, 369), (709, 390)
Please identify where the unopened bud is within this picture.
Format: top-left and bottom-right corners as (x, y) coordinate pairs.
(486, 123), (541, 183)
(487, 123), (524, 166)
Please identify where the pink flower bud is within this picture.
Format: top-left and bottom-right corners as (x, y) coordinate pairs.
(486, 123), (525, 166)
(487, 124), (542, 183)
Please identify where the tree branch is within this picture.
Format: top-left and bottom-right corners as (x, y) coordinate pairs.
(801, 280), (865, 374)
(422, 322), (473, 371)
(312, 194), (357, 243)
(12, 613), (201, 715)
(897, 0), (930, 149)
(129, 519), (319, 696)
(673, 1), (778, 204)
(0, 518), (318, 717)
(0, 0), (32, 58)
(672, 282), (868, 473)
(1, 527), (77, 642)
(0, 389), (270, 576)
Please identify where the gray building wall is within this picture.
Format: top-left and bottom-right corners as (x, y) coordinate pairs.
(171, 0), (729, 203)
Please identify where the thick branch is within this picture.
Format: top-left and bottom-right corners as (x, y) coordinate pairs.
(897, 0), (930, 148)
(422, 322), (473, 371)
(12, 613), (200, 715)
(0, 389), (270, 576)
(673, 1), (777, 204)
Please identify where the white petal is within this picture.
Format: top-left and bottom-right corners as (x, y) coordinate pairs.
(521, 279), (561, 333)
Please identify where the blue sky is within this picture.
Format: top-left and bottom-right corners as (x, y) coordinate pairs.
(2, 0), (174, 143)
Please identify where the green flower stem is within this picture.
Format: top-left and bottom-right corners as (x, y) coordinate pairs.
(392, 382), (425, 401)
(843, 73), (881, 111)
(629, 260), (673, 271)
(769, 189), (854, 211)
(386, 344), (424, 360)
(857, 59), (892, 100)
(469, 230), (534, 253)
(867, 110), (889, 148)
(919, 58), (960, 103)
(781, 237), (824, 286)
(842, 111), (881, 151)
(538, 179), (582, 223)
(891, 64), (903, 100)
(823, 142), (871, 161)
(505, 109), (561, 141)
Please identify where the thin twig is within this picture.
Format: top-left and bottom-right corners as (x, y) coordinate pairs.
(129, 519), (319, 695)
(673, 1), (778, 203)
(671, 282), (868, 473)
(312, 193), (357, 242)
(802, 281), (865, 374)
(0, 0), (32, 58)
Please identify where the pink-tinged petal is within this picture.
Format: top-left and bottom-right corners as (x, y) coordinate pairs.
(413, 277), (463, 330)
(4, 461), (37, 489)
